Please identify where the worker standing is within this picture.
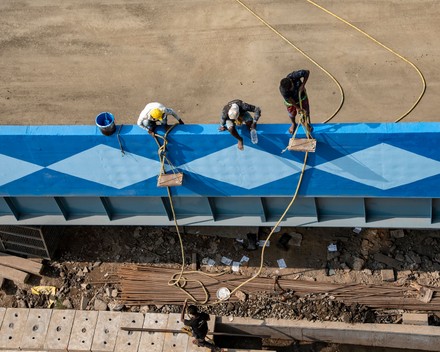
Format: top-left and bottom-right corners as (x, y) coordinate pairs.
(137, 102), (184, 136)
(279, 69), (312, 134)
(181, 300), (223, 352)
(219, 99), (261, 150)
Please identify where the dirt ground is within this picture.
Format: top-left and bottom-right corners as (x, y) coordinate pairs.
(1, 225), (439, 351)
(1, 0), (439, 126)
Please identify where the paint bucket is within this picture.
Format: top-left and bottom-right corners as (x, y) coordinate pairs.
(95, 112), (116, 136)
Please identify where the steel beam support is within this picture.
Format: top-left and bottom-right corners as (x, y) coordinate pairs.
(54, 197), (69, 220)
(99, 197), (113, 221)
(0, 196), (438, 228)
(207, 197), (217, 222)
(160, 197), (173, 221)
(3, 197), (20, 221)
(259, 198), (268, 223)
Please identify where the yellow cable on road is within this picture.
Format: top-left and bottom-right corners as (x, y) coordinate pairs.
(233, 0), (344, 123)
(305, 0), (426, 122)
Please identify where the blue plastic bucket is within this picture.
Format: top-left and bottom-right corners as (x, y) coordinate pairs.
(95, 112), (116, 136)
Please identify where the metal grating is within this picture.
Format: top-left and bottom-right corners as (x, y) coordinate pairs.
(0, 225), (63, 260)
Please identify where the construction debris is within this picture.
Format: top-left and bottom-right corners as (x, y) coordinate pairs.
(411, 282), (434, 303)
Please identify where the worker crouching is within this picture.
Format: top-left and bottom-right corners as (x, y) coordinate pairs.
(137, 102), (184, 136)
(219, 99), (261, 150)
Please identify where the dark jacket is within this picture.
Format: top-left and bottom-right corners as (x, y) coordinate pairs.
(279, 69), (309, 104)
(184, 312), (210, 340)
(220, 99), (261, 127)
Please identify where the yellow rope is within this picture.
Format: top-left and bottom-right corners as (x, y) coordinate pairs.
(233, 0), (344, 123)
(153, 124), (227, 304)
(305, 0), (426, 122)
(226, 150), (309, 301)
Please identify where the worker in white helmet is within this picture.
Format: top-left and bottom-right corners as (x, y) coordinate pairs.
(137, 102), (184, 136)
(219, 99), (261, 150)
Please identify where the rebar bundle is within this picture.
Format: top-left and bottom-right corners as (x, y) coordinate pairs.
(119, 265), (440, 311)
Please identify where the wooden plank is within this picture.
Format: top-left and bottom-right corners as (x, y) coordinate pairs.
(0, 264), (29, 283)
(157, 173), (183, 187)
(287, 138), (316, 152)
(0, 252), (43, 275)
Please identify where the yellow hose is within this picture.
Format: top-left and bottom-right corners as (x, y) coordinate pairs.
(233, 0), (344, 123)
(305, 0), (426, 122)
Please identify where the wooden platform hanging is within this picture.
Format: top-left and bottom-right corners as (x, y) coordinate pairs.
(157, 172), (184, 187)
(287, 138), (316, 152)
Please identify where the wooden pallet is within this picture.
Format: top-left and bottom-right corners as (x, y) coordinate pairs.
(287, 138), (316, 152)
(157, 173), (184, 187)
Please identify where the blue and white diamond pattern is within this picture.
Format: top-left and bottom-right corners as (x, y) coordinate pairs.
(315, 143), (440, 190)
(0, 154), (44, 187)
(179, 145), (307, 189)
(2, 142), (440, 191)
(47, 144), (162, 189)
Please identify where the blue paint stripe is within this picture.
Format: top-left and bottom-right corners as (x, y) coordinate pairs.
(1, 123), (440, 197)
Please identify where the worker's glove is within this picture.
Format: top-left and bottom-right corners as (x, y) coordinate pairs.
(218, 126), (226, 132)
(179, 119), (185, 125)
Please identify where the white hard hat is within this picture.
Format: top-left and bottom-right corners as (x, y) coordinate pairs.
(228, 103), (239, 120)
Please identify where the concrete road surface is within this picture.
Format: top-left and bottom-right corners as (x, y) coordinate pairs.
(1, 0), (438, 126)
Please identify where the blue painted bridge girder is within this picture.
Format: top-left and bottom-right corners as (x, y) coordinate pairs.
(1, 123), (440, 228)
